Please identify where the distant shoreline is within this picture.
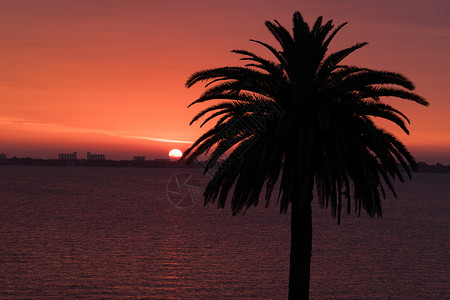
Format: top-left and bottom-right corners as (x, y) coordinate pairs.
(0, 158), (449, 173)
(0, 157), (198, 169)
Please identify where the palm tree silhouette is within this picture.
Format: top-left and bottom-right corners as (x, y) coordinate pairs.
(183, 11), (428, 299)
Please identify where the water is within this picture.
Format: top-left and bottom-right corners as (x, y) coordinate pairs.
(0, 166), (448, 299)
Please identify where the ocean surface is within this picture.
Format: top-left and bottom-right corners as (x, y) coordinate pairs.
(0, 166), (448, 299)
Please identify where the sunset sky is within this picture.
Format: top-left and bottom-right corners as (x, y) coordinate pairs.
(1, 0), (449, 163)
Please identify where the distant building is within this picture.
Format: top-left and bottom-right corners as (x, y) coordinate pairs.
(133, 156), (145, 161)
(58, 152), (77, 160)
(0, 153), (6, 159)
(87, 152), (106, 160)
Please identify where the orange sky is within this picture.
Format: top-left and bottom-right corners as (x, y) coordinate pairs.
(1, 0), (449, 163)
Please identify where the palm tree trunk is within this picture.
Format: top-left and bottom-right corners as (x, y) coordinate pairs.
(288, 192), (313, 299)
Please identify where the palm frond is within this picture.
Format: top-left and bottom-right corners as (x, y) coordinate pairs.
(184, 10), (426, 223)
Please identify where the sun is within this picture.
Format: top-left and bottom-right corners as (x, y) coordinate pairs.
(168, 149), (183, 160)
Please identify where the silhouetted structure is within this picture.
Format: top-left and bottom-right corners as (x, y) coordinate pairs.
(183, 11), (428, 299)
(0, 153), (6, 159)
(58, 152), (77, 160)
(87, 152), (106, 160)
(133, 156), (145, 161)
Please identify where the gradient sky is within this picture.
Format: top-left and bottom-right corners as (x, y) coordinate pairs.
(1, 0), (449, 163)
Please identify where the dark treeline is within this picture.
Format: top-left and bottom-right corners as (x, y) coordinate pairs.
(416, 161), (450, 173)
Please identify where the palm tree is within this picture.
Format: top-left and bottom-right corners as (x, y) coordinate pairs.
(183, 11), (428, 299)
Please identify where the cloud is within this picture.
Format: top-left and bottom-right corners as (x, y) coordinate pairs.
(124, 136), (194, 144)
(0, 117), (193, 144)
(0, 118), (49, 126)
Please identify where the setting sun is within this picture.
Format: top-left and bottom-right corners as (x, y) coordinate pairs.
(168, 149), (182, 159)
(0, 1), (448, 163)
(0, 2), (449, 299)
